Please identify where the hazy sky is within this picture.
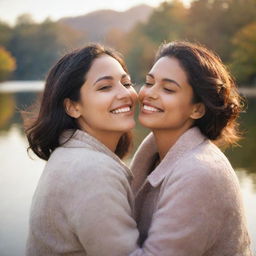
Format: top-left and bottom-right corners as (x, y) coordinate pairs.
(0, 0), (191, 25)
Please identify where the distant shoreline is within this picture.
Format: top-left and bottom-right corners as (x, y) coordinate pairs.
(0, 81), (44, 93)
(0, 81), (256, 97)
(239, 87), (256, 98)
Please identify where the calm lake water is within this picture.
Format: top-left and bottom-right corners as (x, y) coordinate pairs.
(0, 81), (256, 255)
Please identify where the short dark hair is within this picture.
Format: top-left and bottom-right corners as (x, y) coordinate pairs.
(155, 41), (243, 146)
(24, 44), (132, 160)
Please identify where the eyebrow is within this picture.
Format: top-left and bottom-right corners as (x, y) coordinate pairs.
(93, 76), (113, 85)
(147, 73), (181, 88)
(94, 74), (130, 85)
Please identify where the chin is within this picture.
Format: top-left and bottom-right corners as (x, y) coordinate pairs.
(117, 121), (136, 132)
(125, 120), (136, 130)
(138, 116), (156, 129)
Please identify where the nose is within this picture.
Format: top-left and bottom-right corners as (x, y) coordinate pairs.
(139, 84), (158, 100)
(116, 83), (134, 100)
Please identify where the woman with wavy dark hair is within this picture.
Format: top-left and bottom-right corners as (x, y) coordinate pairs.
(129, 41), (252, 255)
(24, 44), (139, 255)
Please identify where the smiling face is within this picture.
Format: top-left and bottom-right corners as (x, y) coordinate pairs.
(139, 56), (205, 133)
(65, 54), (137, 141)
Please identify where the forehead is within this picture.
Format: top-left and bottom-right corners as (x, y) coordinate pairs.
(86, 54), (126, 79)
(149, 56), (188, 84)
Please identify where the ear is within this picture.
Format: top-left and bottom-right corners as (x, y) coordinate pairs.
(190, 102), (206, 120)
(64, 98), (81, 119)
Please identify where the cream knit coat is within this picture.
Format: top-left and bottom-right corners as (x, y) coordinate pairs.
(26, 129), (138, 256)
(129, 127), (252, 256)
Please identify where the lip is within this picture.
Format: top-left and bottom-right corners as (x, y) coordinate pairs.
(141, 102), (163, 113)
(110, 104), (133, 114)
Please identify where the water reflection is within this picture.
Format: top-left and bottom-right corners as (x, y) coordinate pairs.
(0, 126), (44, 256)
(0, 94), (16, 131)
(1, 91), (255, 178)
(0, 92), (40, 133)
(225, 99), (256, 188)
(0, 85), (255, 254)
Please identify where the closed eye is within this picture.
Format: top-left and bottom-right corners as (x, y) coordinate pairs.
(123, 83), (133, 88)
(164, 88), (175, 93)
(97, 85), (112, 91)
(145, 82), (153, 87)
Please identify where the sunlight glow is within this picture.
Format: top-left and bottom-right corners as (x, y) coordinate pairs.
(0, 0), (192, 25)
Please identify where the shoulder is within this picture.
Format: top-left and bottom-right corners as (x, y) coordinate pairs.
(164, 140), (239, 197)
(175, 140), (233, 176)
(51, 146), (126, 172)
(33, 146), (133, 220)
(43, 147), (131, 193)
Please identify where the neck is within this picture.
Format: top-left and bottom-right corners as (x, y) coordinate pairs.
(79, 119), (122, 153)
(83, 128), (122, 153)
(153, 127), (191, 160)
(99, 133), (121, 153)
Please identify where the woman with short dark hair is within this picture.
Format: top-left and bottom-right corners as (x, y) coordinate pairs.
(130, 41), (252, 255)
(25, 44), (139, 255)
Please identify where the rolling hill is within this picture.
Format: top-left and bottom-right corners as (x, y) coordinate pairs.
(59, 4), (153, 41)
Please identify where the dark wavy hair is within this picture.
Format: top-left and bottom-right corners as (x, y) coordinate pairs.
(24, 44), (132, 160)
(155, 41), (243, 146)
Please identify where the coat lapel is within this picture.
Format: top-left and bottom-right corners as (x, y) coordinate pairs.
(131, 127), (207, 193)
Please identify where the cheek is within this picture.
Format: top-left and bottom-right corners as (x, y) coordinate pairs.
(169, 97), (194, 117)
(81, 98), (103, 116)
(138, 87), (146, 102)
(130, 88), (138, 101)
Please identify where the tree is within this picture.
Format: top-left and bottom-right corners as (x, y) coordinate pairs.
(142, 0), (188, 43)
(104, 28), (128, 52)
(123, 24), (157, 84)
(187, 0), (256, 62)
(124, 0), (188, 83)
(230, 22), (256, 85)
(0, 21), (12, 47)
(8, 16), (85, 80)
(0, 46), (16, 81)
(15, 14), (35, 25)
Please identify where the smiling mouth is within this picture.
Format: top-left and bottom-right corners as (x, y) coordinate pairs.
(110, 106), (132, 114)
(142, 104), (163, 112)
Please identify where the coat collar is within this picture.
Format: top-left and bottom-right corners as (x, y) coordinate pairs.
(59, 129), (133, 178)
(131, 127), (206, 192)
